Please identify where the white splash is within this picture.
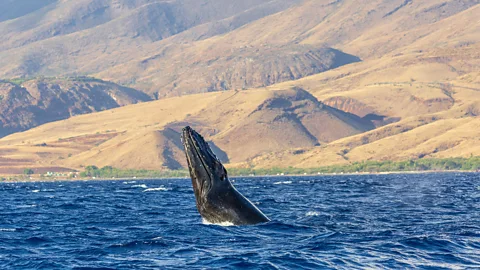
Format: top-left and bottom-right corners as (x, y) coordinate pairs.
(202, 219), (235, 227)
(17, 204), (37, 208)
(123, 181), (137, 184)
(143, 187), (169, 192)
(306, 211), (321, 217)
(273, 181), (292, 185)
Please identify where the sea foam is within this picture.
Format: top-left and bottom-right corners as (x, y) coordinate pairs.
(143, 187), (169, 192)
(202, 219), (235, 227)
(273, 181), (292, 185)
(306, 211), (321, 216)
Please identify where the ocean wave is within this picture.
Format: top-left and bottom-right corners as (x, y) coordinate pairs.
(109, 239), (168, 249)
(32, 190), (40, 193)
(202, 219), (235, 227)
(131, 184), (148, 188)
(16, 204), (37, 208)
(26, 236), (52, 244)
(143, 187), (169, 192)
(306, 211), (321, 217)
(123, 181), (137, 184)
(2, 174), (479, 269)
(273, 181), (292, 185)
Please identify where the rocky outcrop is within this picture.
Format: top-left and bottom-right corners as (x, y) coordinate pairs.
(0, 78), (151, 138)
(323, 96), (401, 127)
(204, 45), (361, 92)
(141, 44), (361, 97)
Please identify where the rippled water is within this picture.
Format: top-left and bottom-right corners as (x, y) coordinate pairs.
(1, 173), (479, 269)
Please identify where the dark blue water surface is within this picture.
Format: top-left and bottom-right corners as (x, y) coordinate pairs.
(1, 173), (479, 269)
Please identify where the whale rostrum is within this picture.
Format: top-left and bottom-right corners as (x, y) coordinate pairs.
(181, 126), (270, 225)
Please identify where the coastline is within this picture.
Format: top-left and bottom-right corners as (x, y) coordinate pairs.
(1, 169), (478, 183)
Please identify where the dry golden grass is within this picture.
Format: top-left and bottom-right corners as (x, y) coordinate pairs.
(248, 116), (480, 169)
(0, 92), (221, 172)
(0, 87), (376, 172)
(0, 1), (479, 173)
(245, 47), (480, 168)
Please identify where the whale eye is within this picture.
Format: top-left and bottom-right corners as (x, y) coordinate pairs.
(221, 168), (228, 181)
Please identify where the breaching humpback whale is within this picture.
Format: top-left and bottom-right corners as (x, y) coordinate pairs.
(181, 126), (270, 225)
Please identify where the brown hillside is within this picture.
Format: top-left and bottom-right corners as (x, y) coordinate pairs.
(248, 85), (480, 168)
(209, 89), (374, 162)
(86, 1), (480, 96)
(0, 0), (298, 78)
(0, 77), (151, 138)
(0, 88), (374, 172)
(0, 0), (479, 173)
(98, 43), (360, 97)
(0, 1), (477, 98)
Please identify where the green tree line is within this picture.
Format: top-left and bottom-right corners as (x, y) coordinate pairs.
(78, 156), (480, 179)
(79, 165), (189, 178)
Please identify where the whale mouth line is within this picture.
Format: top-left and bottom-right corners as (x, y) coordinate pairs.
(182, 126), (215, 194)
(190, 133), (213, 189)
(182, 126), (270, 225)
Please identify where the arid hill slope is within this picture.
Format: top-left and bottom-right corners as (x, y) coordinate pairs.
(0, 88), (374, 173)
(0, 0), (478, 173)
(0, 1), (477, 98)
(1, 79), (478, 174)
(250, 76), (480, 168)
(0, 0), (301, 83)
(8, 1), (478, 97)
(0, 77), (151, 138)
(96, 0), (479, 95)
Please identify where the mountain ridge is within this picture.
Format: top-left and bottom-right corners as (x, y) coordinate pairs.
(0, 0), (478, 174)
(0, 77), (151, 138)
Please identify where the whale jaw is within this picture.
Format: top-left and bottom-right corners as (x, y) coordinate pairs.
(181, 126), (270, 225)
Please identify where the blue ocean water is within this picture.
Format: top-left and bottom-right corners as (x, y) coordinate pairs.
(0, 173), (479, 269)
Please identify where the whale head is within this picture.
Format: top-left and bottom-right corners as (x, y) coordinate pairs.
(181, 126), (270, 225)
(181, 126), (229, 207)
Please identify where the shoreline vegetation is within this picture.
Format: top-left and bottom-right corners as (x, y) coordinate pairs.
(2, 156), (480, 182)
(0, 76), (105, 86)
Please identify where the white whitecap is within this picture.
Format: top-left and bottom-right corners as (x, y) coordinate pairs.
(306, 211), (321, 217)
(0, 228), (16, 232)
(131, 184), (148, 188)
(17, 204), (37, 208)
(123, 181), (137, 184)
(202, 219), (235, 227)
(273, 181), (292, 185)
(143, 187), (169, 192)
(32, 190), (40, 193)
